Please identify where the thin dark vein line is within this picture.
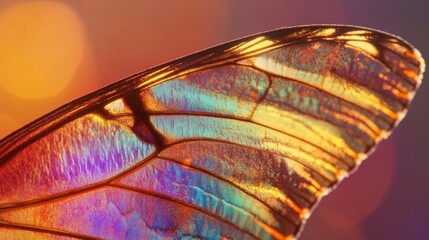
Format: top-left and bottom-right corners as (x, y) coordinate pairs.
(157, 156), (301, 226)
(329, 37), (419, 98)
(249, 75), (273, 119)
(240, 65), (381, 148)
(377, 44), (422, 84)
(150, 115), (341, 186)
(280, 70), (394, 127)
(256, 105), (356, 167)
(344, 39), (420, 90)
(0, 26), (419, 171)
(141, 62), (369, 158)
(141, 77), (371, 159)
(248, 61), (396, 127)
(159, 138), (333, 197)
(109, 184), (260, 240)
(0, 221), (100, 239)
(149, 112), (351, 165)
(116, 163), (294, 235)
(157, 137), (338, 190)
(2, 111), (334, 212)
(0, 152), (160, 211)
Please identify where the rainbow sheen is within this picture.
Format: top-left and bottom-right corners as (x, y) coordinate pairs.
(0, 114), (155, 207)
(0, 26), (424, 239)
(141, 65), (269, 118)
(1, 187), (254, 239)
(158, 141), (312, 220)
(117, 157), (293, 239)
(151, 114), (338, 182)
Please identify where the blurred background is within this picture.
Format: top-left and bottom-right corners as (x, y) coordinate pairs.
(0, 1), (427, 239)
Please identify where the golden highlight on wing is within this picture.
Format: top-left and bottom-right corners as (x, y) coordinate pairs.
(0, 25), (424, 239)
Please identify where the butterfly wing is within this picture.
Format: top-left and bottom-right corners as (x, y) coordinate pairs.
(0, 26), (424, 239)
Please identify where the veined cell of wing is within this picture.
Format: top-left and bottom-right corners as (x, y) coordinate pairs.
(0, 25), (425, 239)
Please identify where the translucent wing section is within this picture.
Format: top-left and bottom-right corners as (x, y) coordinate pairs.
(0, 26), (424, 239)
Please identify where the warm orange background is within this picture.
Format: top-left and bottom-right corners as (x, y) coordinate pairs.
(0, 1), (428, 239)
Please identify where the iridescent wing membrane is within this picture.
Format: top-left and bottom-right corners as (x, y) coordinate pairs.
(0, 25), (425, 239)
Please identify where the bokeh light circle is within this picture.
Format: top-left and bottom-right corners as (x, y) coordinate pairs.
(0, 1), (84, 99)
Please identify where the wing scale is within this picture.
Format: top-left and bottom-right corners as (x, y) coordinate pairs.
(0, 25), (424, 239)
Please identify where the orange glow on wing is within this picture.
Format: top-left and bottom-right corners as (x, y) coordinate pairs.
(0, 1), (85, 99)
